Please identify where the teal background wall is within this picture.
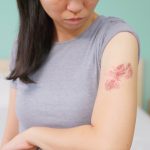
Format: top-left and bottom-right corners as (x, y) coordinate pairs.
(0, 1), (18, 58)
(0, 1), (150, 111)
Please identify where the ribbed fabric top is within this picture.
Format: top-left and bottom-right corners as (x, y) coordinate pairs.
(9, 15), (140, 133)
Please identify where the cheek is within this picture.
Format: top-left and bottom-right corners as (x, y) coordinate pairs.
(40, 1), (63, 18)
(86, 0), (98, 9)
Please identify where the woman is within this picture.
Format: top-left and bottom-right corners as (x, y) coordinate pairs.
(0, 0), (140, 149)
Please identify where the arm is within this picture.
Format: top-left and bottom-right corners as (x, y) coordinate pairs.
(0, 88), (19, 147)
(90, 32), (139, 149)
(9, 32), (139, 150)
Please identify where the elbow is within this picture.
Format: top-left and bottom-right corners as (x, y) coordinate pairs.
(91, 127), (131, 150)
(93, 139), (131, 150)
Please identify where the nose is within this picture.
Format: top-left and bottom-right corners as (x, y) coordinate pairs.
(67, 0), (84, 14)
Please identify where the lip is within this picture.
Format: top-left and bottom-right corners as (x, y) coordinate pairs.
(68, 17), (83, 20)
(64, 18), (84, 25)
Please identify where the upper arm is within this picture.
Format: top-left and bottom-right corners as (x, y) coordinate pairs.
(1, 88), (19, 145)
(7, 87), (18, 128)
(91, 32), (139, 149)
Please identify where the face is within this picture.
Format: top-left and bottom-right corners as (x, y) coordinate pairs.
(39, 0), (99, 31)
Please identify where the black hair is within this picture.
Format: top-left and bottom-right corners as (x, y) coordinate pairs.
(6, 0), (56, 84)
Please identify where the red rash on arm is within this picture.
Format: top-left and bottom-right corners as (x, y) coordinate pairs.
(105, 63), (133, 91)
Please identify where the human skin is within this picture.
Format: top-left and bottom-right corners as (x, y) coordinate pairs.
(1, 0), (99, 149)
(1, 33), (138, 150)
(1, 0), (139, 150)
(105, 63), (133, 91)
(39, 0), (99, 43)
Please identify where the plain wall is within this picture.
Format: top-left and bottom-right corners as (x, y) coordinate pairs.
(0, 0), (150, 111)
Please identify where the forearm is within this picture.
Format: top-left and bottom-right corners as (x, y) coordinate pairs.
(25, 125), (98, 150)
(1, 126), (19, 147)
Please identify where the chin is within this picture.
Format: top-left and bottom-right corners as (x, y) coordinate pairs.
(65, 24), (83, 30)
(63, 20), (87, 30)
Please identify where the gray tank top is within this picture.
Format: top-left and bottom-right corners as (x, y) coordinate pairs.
(9, 15), (140, 132)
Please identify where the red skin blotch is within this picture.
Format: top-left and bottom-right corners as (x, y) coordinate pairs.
(105, 63), (133, 91)
(105, 79), (120, 91)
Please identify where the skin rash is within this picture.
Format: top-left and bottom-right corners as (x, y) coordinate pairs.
(105, 63), (133, 91)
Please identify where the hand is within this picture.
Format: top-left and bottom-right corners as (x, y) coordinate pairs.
(0, 131), (37, 150)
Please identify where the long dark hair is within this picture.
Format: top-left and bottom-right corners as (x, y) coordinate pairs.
(6, 0), (56, 84)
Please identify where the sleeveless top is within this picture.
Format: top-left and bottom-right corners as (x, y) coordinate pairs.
(9, 15), (140, 132)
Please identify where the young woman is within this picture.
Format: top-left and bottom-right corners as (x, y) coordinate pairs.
(1, 0), (140, 149)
